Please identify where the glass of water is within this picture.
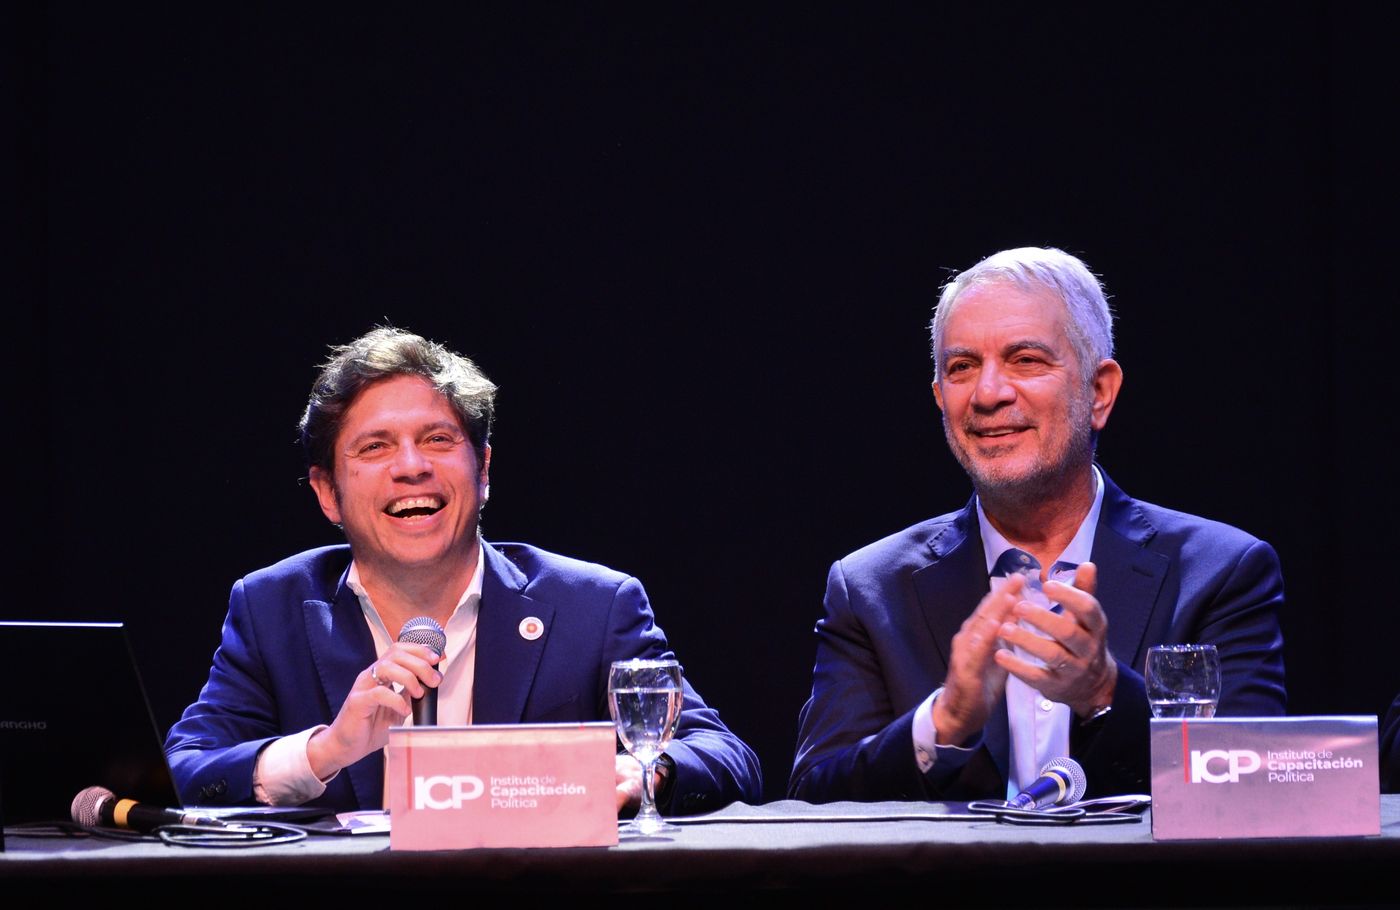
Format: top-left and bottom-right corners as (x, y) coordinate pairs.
(608, 658), (684, 836)
(1146, 644), (1221, 718)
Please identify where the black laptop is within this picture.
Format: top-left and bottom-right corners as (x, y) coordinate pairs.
(0, 621), (339, 834)
(0, 621), (182, 826)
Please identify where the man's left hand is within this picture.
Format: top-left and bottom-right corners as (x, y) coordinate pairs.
(614, 753), (671, 813)
(993, 562), (1117, 718)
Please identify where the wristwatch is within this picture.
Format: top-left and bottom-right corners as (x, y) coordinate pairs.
(655, 753), (678, 805)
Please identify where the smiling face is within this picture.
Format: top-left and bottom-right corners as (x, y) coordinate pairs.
(932, 280), (1120, 504)
(308, 374), (489, 579)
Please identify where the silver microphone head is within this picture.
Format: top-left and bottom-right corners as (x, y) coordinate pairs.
(1040, 756), (1087, 804)
(71, 785), (115, 826)
(397, 616), (447, 657)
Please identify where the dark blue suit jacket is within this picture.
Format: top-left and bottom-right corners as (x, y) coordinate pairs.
(166, 540), (761, 814)
(1381, 694), (1400, 794)
(789, 472), (1286, 801)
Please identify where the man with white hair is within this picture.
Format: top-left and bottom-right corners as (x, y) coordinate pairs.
(790, 247), (1286, 802)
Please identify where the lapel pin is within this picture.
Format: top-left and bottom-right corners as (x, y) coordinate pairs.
(518, 616), (544, 641)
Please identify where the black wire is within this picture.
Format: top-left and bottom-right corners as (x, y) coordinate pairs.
(965, 800), (1144, 826)
(5, 821), (148, 841)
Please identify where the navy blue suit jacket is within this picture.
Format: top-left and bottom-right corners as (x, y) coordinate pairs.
(789, 472), (1286, 801)
(166, 540), (761, 814)
(1381, 694), (1400, 794)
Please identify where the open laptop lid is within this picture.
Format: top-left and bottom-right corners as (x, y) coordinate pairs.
(0, 621), (181, 825)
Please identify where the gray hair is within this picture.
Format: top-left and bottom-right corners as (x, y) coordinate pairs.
(930, 247), (1114, 385)
(299, 327), (497, 474)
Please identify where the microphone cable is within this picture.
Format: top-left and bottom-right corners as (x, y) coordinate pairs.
(966, 795), (1150, 826)
(153, 822), (307, 848)
(15, 818), (311, 846)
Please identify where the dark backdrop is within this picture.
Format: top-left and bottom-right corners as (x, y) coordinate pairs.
(7, 3), (1396, 801)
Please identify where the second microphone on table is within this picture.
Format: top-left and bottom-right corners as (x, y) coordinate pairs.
(397, 616), (447, 726)
(71, 785), (225, 833)
(1008, 757), (1087, 809)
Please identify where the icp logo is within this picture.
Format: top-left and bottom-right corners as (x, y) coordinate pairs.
(1189, 749), (1262, 783)
(413, 774), (485, 809)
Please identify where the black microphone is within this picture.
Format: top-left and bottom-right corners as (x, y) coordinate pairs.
(1008, 757), (1087, 809)
(398, 615), (446, 726)
(71, 786), (225, 832)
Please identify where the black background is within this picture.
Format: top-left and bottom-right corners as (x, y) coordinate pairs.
(7, 3), (1397, 801)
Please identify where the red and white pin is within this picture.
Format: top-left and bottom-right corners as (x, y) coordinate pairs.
(518, 616), (544, 641)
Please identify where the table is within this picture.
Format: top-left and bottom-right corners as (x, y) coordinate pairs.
(5, 798), (1398, 905)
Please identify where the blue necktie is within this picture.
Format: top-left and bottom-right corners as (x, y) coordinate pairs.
(991, 548), (1077, 613)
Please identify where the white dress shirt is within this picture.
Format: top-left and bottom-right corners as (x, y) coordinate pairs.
(251, 549), (483, 806)
(912, 468), (1104, 800)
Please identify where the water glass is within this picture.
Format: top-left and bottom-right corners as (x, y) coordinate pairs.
(1145, 644), (1221, 718)
(608, 658), (683, 836)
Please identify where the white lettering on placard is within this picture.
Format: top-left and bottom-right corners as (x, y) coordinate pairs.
(410, 774), (595, 810)
(1265, 749), (1364, 772)
(1189, 749), (1262, 783)
(1261, 748), (1364, 783)
(1186, 746), (1367, 785)
(413, 775), (485, 810)
(483, 774), (591, 810)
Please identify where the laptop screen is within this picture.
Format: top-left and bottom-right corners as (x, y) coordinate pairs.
(0, 621), (182, 826)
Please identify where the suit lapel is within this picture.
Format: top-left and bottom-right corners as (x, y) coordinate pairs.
(472, 542), (555, 724)
(302, 562), (383, 809)
(910, 501), (1011, 781)
(1090, 470), (1170, 671)
(911, 501), (983, 670)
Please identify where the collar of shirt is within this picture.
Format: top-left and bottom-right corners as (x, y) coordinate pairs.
(974, 465), (1106, 578)
(344, 540), (483, 725)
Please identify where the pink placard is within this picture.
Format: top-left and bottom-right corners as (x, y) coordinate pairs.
(387, 722), (618, 850)
(1150, 716), (1380, 840)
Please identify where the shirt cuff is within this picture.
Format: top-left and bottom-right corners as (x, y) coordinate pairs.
(912, 687), (983, 774)
(252, 726), (336, 806)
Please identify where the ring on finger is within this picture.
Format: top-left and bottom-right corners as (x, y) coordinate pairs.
(371, 663), (389, 686)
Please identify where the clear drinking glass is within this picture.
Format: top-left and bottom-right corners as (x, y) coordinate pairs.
(608, 658), (684, 836)
(1145, 644), (1221, 718)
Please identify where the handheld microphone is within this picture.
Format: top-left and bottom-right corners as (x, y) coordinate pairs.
(1008, 757), (1087, 809)
(71, 786), (226, 832)
(398, 615), (446, 726)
